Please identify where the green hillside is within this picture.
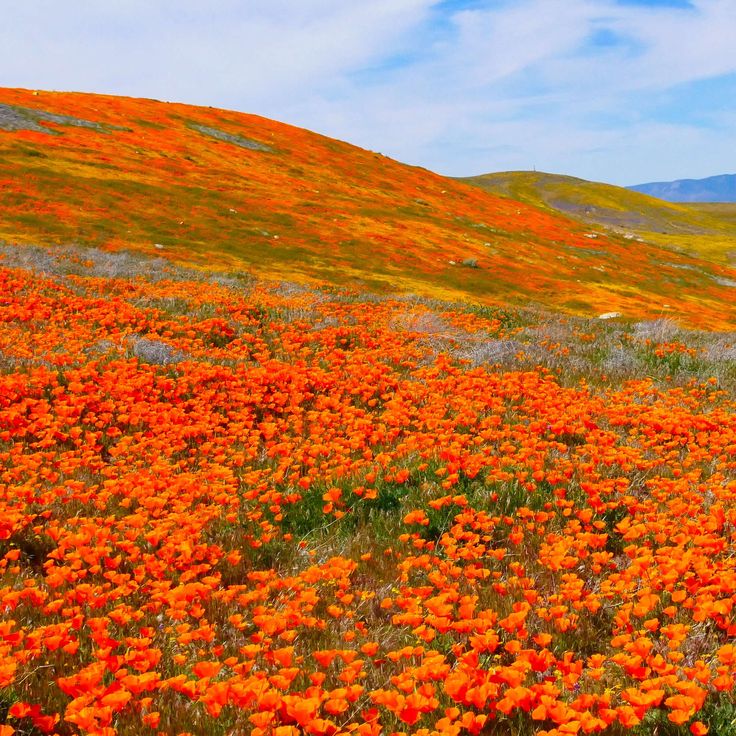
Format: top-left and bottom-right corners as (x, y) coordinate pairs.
(462, 171), (736, 265)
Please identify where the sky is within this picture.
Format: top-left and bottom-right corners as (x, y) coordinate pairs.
(1, 0), (735, 185)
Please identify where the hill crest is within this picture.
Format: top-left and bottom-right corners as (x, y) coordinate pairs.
(2, 88), (736, 328)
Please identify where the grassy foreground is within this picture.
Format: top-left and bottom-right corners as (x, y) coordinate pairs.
(2, 245), (736, 736)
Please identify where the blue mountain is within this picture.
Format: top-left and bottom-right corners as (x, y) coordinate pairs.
(628, 174), (736, 203)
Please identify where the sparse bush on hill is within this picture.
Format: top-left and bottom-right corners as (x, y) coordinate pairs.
(128, 336), (185, 365)
(0, 102), (104, 134)
(459, 337), (525, 367)
(601, 346), (642, 379)
(632, 318), (679, 342)
(188, 121), (274, 152)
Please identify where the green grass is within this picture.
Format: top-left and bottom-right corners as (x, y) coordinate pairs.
(461, 170), (736, 264)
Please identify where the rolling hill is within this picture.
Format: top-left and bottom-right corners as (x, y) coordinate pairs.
(2, 88), (736, 328)
(462, 170), (736, 270)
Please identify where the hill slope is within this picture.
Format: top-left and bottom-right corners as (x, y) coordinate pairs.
(462, 170), (736, 270)
(629, 173), (736, 202)
(2, 88), (736, 328)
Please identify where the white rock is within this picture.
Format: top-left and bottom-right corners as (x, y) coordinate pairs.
(598, 312), (622, 320)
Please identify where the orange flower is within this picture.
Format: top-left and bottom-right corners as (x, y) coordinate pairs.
(192, 661), (223, 679)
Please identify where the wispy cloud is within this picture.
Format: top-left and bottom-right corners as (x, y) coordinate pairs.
(0, 0), (734, 184)
(0, 1), (435, 104)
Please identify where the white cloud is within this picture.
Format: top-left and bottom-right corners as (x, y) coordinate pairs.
(609, 0), (736, 88)
(0, 0), (434, 104)
(443, 0), (595, 87)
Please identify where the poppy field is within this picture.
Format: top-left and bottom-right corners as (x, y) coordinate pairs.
(2, 246), (736, 736)
(461, 171), (736, 268)
(2, 87), (736, 328)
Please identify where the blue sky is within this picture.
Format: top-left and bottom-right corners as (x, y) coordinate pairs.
(1, 0), (734, 185)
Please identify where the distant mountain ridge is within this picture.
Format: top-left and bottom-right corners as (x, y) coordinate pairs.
(628, 173), (736, 202)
